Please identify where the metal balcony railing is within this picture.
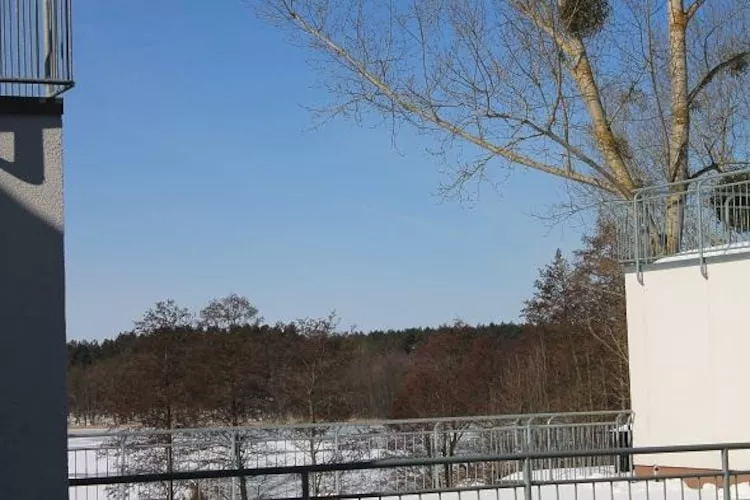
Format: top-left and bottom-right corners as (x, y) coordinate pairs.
(608, 166), (750, 273)
(69, 441), (750, 500)
(67, 411), (632, 499)
(0, 0), (73, 97)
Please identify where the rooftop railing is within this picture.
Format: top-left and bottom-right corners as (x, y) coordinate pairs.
(609, 166), (750, 274)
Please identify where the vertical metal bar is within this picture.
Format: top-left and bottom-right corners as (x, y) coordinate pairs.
(33, 0), (39, 96)
(523, 457), (532, 500)
(680, 474), (686, 500)
(744, 179), (748, 236)
(721, 448), (731, 500)
(51, 0), (58, 83)
(633, 192), (643, 284)
(1, 0), (5, 96)
(20, 0), (26, 96)
(27, 0), (32, 96)
(490, 431), (497, 482)
(301, 471), (310, 500)
(0, 0), (4, 90)
(15, 0), (20, 95)
(230, 432), (237, 500)
(545, 424), (552, 478)
(698, 177), (707, 278)
(44, 0), (54, 96)
(432, 424), (440, 489)
(42, 0), (49, 94)
(613, 415), (621, 474)
(119, 436), (127, 500)
(525, 418), (533, 455)
(66, 0), (73, 81)
(334, 429), (341, 495)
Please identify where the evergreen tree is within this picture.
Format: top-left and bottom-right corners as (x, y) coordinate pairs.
(522, 249), (576, 326)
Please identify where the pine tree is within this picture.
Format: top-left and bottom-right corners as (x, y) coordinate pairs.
(522, 249), (576, 326)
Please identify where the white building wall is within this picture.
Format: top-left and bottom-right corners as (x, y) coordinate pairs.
(626, 254), (750, 470)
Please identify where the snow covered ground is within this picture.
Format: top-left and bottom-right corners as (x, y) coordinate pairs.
(654, 240), (750, 263)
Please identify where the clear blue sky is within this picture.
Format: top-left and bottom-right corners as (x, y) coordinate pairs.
(63, 0), (585, 340)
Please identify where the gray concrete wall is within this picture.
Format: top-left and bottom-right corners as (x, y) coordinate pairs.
(0, 98), (68, 499)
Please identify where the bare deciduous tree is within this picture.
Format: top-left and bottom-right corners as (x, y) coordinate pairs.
(134, 299), (193, 334)
(199, 293), (261, 330)
(259, 0), (750, 250)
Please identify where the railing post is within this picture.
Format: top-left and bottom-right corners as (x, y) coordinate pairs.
(523, 455), (533, 500)
(633, 191), (643, 285)
(120, 435), (127, 500)
(721, 448), (731, 500)
(525, 418), (533, 455)
(334, 428), (341, 495)
(230, 432), (237, 500)
(432, 422), (440, 489)
(524, 418), (533, 500)
(301, 470), (311, 500)
(697, 177), (708, 278)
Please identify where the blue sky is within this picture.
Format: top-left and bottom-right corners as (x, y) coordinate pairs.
(63, 0), (585, 340)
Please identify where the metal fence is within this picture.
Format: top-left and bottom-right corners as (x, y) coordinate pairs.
(609, 167), (750, 272)
(0, 0), (73, 97)
(68, 411), (632, 499)
(70, 441), (750, 500)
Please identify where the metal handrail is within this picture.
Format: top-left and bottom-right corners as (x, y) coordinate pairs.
(71, 440), (750, 482)
(70, 440), (748, 500)
(68, 410), (631, 439)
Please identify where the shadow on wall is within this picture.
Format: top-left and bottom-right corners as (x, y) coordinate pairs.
(0, 108), (68, 498)
(0, 113), (46, 184)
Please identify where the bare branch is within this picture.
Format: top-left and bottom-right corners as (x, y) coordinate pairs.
(688, 161), (721, 179)
(261, 0), (750, 220)
(483, 110), (618, 188)
(586, 318), (629, 366)
(688, 51), (750, 104)
(686, 0), (707, 21)
(515, 5), (636, 196)
(282, 3), (618, 193)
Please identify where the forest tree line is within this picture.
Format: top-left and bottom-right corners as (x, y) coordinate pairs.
(67, 220), (628, 429)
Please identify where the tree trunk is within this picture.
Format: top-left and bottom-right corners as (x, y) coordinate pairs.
(570, 49), (634, 196)
(665, 0), (690, 254)
(664, 187), (687, 254)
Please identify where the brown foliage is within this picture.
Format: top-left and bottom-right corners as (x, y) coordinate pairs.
(391, 331), (479, 418)
(68, 225), (630, 429)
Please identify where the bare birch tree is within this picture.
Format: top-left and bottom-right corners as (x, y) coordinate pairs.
(258, 0), (750, 250)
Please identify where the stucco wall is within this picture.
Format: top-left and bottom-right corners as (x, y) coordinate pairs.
(626, 255), (750, 471)
(0, 98), (67, 499)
